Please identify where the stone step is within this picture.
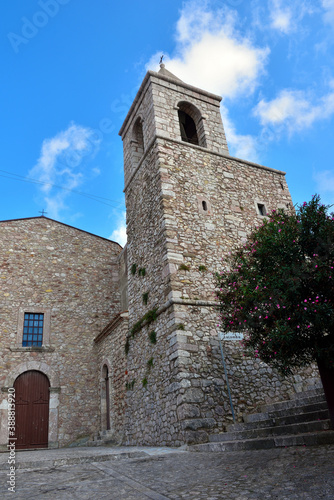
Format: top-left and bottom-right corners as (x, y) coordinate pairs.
(259, 393), (326, 413)
(189, 388), (332, 453)
(189, 430), (334, 453)
(227, 408), (330, 432)
(210, 419), (331, 442)
(290, 386), (324, 399)
(244, 401), (329, 423)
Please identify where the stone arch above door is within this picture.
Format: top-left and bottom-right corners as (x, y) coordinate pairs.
(100, 358), (112, 379)
(5, 361), (60, 388)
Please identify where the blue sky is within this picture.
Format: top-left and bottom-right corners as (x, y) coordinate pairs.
(1, 0), (334, 245)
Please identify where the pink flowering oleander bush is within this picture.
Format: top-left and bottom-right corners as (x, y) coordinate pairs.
(216, 195), (334, 375)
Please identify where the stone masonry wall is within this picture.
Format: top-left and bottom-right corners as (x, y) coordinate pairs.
(123, 306), (186, 446)
(0, 217), (121, 448)
(157, 137), (292, 301)
(167, 303), (319, 445)
(125, 142), (170, 326)
(123, 298), (318, 446)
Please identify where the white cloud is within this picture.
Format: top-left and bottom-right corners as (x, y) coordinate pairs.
(269, 0), (293, 33)
(146, 1), (269, 99)
(252, 1), (316, 37)
(253, 85), (334, 133)
(92, 167), (101, 177)
(30, 123), (101, 218)
(110, 211), (127, 247)
(322, 0), (334, 25)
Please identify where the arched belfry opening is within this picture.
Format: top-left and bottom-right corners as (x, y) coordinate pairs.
(177, 101), (206, 148)
(131, 116), (144, 169)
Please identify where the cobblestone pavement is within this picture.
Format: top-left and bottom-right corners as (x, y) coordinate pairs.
(1, 445), (333, 499)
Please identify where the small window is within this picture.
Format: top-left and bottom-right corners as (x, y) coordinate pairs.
(197, 196), (211, 214)
(257, 203), (267, 216)
(22, 313), (44, 347)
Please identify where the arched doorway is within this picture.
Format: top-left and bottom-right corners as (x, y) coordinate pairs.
(14, 371), (50, 449)
(102, 364), (111, 431)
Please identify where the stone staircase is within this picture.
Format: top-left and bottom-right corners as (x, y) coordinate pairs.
(189, 388), (334, 452)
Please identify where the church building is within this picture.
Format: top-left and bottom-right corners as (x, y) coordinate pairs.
(0, 65), (319, 450)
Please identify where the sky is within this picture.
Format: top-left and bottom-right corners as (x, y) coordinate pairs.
(1, 0), (334, 246)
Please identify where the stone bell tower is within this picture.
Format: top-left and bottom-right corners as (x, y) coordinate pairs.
(119, 64), (295, 446)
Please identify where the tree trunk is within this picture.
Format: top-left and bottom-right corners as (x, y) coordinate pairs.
(317, 359), (334, 429)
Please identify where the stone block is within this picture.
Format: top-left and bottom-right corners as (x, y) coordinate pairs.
(181, 418), (216, 430)
(177, 404), (201, 420)
(178, 388), (205, 404)
(185, 430), (209, 444)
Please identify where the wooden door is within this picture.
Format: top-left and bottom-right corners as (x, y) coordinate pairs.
(14, 371), (50, 449)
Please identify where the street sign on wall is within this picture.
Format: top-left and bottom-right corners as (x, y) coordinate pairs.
(219, 332), (244, 341)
